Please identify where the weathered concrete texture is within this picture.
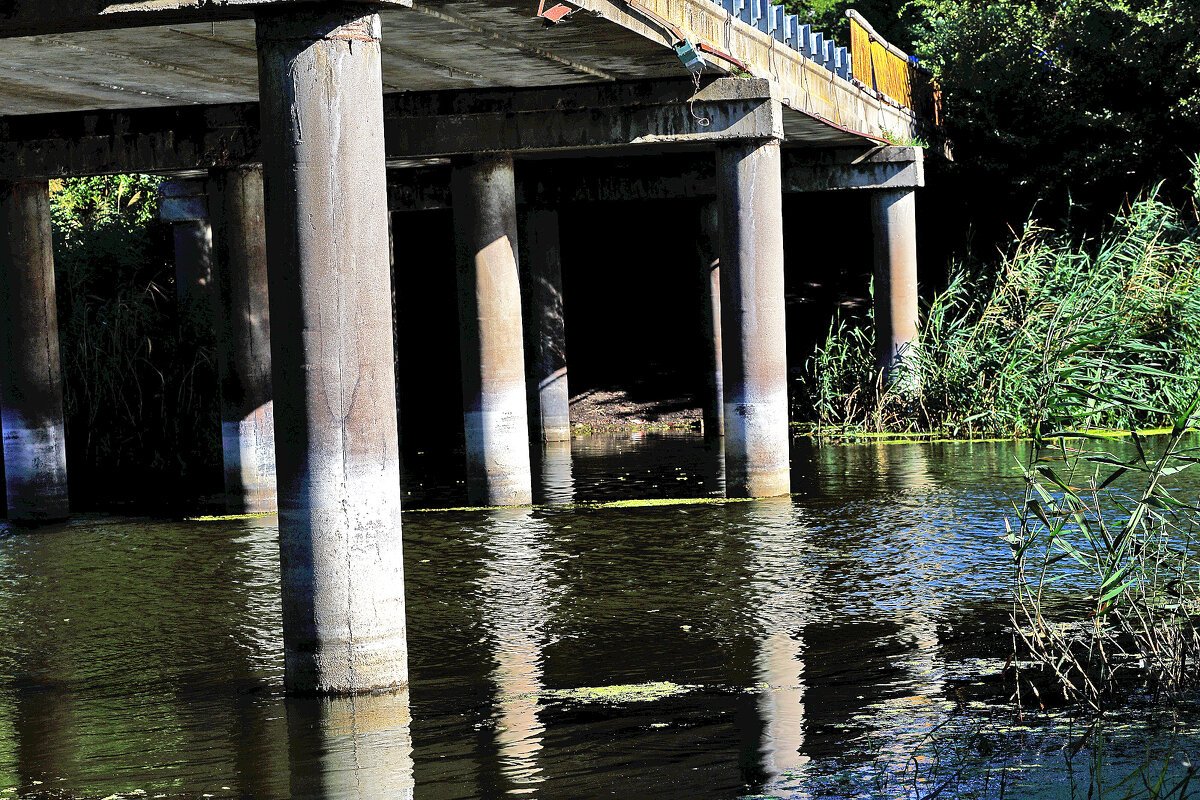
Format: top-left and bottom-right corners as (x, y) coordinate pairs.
(870, 187), (920, 386)
(0, 182), (69, 523)
(520, 207), (570, 443)
(386, 78), (784, 156)
(782, 146), (924, 192)
(208, 166), (276, 514)
(453, 154), (534, 507)
(697, 199), (724, 438)
(717, 140), (790, 498)
(256, 6), (406, 694)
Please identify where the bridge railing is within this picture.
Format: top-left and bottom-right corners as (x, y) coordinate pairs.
(846, 9), (943, 126)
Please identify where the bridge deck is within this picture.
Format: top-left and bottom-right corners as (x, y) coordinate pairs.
(0, 0), (921, 149)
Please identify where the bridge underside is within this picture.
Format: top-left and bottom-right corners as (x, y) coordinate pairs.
(0, 1), (930, 695)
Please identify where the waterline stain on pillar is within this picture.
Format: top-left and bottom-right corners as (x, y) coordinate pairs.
(256, 5), (406, 694)
(0, 181), (69, 523)
(520, 206), (571, 443)
(209, 166), (276, 515)
(870, 188), (920, 389)
(452, 154), (534, 507)
(716, 140), (790, 499)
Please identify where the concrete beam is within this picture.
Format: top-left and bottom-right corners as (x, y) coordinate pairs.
(0, 78), (781, 180)
(384, 78), (783, 156)
(781, 146), (924, 192)
(383, 147), (923, 212)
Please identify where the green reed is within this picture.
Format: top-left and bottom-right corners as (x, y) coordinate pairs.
(797, 171), (1200, 438)
(51, 175), (222, 509)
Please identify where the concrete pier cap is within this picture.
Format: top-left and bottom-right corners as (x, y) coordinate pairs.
(256, 3), (407, 695)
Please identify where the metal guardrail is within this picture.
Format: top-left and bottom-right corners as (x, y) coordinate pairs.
(845, 9), (943, 125)
(663, 0), (941, 123)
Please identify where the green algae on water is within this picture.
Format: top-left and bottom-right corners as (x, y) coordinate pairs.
(184, 512), (276, 522)
(406, 496), (756, 514)
(539, 681), (696, 704)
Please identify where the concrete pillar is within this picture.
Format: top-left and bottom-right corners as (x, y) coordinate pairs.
(160, 180), (216, 332)
(520, 207), (571, 443)
(452, 155), (533, 507)
(0, 182), (69, 523)
(256, 5), (406, 694)
(870, 188), (920, 387)
(697, 199), (723, 438)
(208, 167), (276, 514)
(716, 140), (790, 498)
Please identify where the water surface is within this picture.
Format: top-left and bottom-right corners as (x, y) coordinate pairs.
(1, 434), (1194, 799)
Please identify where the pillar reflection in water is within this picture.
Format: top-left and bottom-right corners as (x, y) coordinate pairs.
(286, 689), (414, 800)
(475, 507), (557, 794)
(744, 497), (812, 791)
(536, 440), (575, 505)
(871, 443), (948, 773)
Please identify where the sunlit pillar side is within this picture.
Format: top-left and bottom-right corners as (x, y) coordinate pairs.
(0, 181), (69, 523)
(452, 154), (533, 507)
(716, 139), (790, 498)
(870, 187), (919, 388)
(256, 5), (407, 693)
(209, 166), (277, 514)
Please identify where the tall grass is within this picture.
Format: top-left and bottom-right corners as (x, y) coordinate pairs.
(51, 176), (222, 510)
(798, 170), (1200, 438)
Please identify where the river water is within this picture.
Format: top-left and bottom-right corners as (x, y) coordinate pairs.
(1, 433), (1196, 799)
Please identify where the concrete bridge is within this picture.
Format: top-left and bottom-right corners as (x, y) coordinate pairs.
(0, 0), (934, 694)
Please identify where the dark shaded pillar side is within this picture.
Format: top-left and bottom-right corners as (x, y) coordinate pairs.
(209, 166), (277, 514)
(452, 154), (533, 507)
(716, 140), (790, 498)
(256, 6), (407, 694)
(520, 207), (570, 443)
(698, 199), (724, 438)
(0, 182), (69, 523)
(870, 188), (920, 387)
(160, 179), (217, 333)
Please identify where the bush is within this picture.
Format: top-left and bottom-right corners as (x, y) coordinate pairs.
(797, 167), (1200, 438)
(51, 175), (222, 510)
